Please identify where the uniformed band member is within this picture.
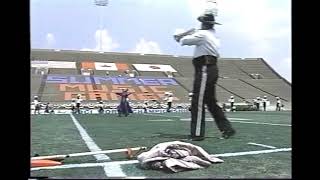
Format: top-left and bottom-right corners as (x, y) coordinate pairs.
(44, 102), (54, 114)
(71, 98), (76, 113)
(116, 89), (133, 117)
(143, 100), (149, 113)
(263, 96), (268, 111)
(33, 96), (41, 114)
(228, 96), (235, 112)
(254, 97), (261, 111)
(188, 92), (193, 111)
(164, 92), (173, 112)
(276, 97), (282, 111)
(174, 13), (235, 140)
(76, 94), (83, 114)
(97, 100), (104, 114)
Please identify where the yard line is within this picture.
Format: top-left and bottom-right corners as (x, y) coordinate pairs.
(143, 114), (181, 118)
(31, 160), (139, 171)
(230, 120), (291, 127)
(180, 117), (252, 121)
(70, 114), (126, 177)
(147, 119), (173, 122)
(228, 118), (252, 120)
(213, 148), (291, 157)
(31, 148), (291, 171)
(247, 142), (277, 149)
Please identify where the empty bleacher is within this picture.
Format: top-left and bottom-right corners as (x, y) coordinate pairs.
(232, 59), (279, 79)
(217, 79), (272, 101)
(241, 79), (291, 101)
(217, 59), (252, 79)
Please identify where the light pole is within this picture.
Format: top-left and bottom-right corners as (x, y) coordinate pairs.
(94, 0), (109, 52)
(205, 0), (218, 17)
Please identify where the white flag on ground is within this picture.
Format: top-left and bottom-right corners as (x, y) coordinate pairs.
(132, 64), (177, 72)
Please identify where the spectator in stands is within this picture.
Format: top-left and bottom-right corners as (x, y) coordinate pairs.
(115, 89), (133, 117)
(228, 96), (235, 112)
(76, 94), (83, 114)
(276, 97), (282, 111)
(33, 96), (41, 115)
(174, 13), (235, 140)
(263, 96), (268, 111)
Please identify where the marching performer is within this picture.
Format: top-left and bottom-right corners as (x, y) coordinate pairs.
(228, 96), (235, 112)
(174, 13), (235, 140)
(164, 92), (174, 112)
(115, 89), (133, 117)
(97, 100), (104, 114)
(75, 94), (83, 114)
(263, 96), (268, 111)
(276, 97), (282, 111)
(33, 96), (41, 115)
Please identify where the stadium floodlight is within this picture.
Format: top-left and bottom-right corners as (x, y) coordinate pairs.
(94, 0), (109, 51)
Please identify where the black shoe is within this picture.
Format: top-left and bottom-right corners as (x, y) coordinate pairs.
(190, 136), (205, 141)
(221, 129), (236, 139)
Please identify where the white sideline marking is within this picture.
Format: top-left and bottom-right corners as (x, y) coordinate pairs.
(31, 148), (291, 171)
(180, 117), (252, 121)
(70, 114), (126, 177)
(230, 120), (291, 127)
(147, 119), (173, 122)
(143, 114), (181, 118)
(247, 142), (277, 149)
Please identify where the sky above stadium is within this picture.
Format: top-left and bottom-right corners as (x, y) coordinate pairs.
(31, 0), (291, 82)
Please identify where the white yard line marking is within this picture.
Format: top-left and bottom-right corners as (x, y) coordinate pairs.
(143, 114), (181, 118)
(70, 114), (126, 177)
(180, 117), (252, 121)
(228, 118), (253, 121)
(230, 120), (291, 127)
(31, 160), (139, 171)
(213, 148), (291, 157)
(247, 142), (277, 149)
(179, 118), (290, 127)
(147, 119), (173, 122)
(31, 148), (291, 171)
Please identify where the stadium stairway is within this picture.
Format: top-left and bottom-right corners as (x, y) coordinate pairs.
(37, 74), (48, 101)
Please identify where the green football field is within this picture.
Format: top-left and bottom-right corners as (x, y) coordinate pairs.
(31, 111), (291, 179)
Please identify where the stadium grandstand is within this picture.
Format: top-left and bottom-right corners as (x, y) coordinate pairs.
(30, 48), (291, 112)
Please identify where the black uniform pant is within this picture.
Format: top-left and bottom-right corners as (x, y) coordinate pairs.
(230, 102), (234, 112)
(263, 102), (266, 111)
(167, 102), (172, 112)
(190, 55), (234, 138)
(276, 103), (281, 111)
